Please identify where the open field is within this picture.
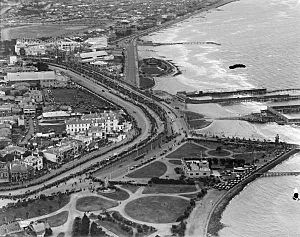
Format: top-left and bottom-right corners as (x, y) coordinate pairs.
(143, 184), (197, 194)
(98, 220), (132, 237)
(166, 143), (207, 159)
(1, 24), (89, 41)
(126, 161), (167, 178)
(76, 196), (118, 212)
(0, 195), (70, 225)
(99, 189), (130, 201)
(120, 185), (140, 193)
(51, 88), (115, 113)
(125, 196), (189, 223)
(39, 211), (69, 227)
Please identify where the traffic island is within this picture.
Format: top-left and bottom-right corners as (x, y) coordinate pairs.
(76, 196), (118, 212)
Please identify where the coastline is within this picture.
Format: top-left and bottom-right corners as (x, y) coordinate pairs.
(206, 148), (300, 237)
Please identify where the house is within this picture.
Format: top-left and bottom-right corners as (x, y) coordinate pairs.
(87, 126), (106, 140)
(9, 160), (34, 182)
(28, 222), (46, 237)
(43, 140), (81, 163)
(0, 162), (9, 182)
(182, 158), (211, 178)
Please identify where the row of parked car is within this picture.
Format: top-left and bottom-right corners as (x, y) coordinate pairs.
(214, 165), (257, 190)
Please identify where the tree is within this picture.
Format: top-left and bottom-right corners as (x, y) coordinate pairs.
(216, 146), (222, 153)
(72, 217), (81, 237)
(44, 228), (53, 237)
(80, 213), (90, 236)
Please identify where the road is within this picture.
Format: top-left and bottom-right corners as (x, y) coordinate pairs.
(125, 39), (139, 87)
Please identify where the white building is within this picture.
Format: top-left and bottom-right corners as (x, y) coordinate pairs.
(43, 140), (80, 163)
(66, 111), (126, 136)
(5, 71), (56, 87)
(23, 155), (43, 171)
(79, 51), (108, 63)
(182, 159), (211, 178)
(85, 36), (108, 50)
(15, 39), (46, 56)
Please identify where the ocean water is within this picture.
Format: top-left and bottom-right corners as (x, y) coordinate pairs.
(140, 0), (300, 93)
(139, 0), (300, 236)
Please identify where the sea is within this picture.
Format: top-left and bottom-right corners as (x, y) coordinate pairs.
(138, 0), (300, 236)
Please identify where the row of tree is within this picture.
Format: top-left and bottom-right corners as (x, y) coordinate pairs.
(72, 214), (106, 237)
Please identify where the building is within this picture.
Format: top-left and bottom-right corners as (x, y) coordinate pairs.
(5, 71), (56, 87)
(14, 39), (46, 56)
(182, 158), (211, 178)
(267, 105), (300, 125)
(40, 111), (81, 121)
(85, 36), (108, 50)
(87, 126), (106, 140)
(0, 145), (26, 158)
(28, 222), (47, 237)
(66, 111), (125, 135)
(23, 154), (43, 171)
(43, 140), (81, 163)
(65, 119), (92, 135)
(79, 51), (109, 63)
(0, 222), (22, 237)
(9, 160), (34, 182)
(0, 162), (9, 182)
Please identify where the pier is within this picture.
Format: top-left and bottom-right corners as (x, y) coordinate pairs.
(175, 88), (300, 104)
(140, 41), (221, 46)
(187, 94), (300, 104)
(258, 171), (300, 177)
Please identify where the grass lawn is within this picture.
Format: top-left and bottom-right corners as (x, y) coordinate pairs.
(98, 220), (132, 237)
(125, 196), (189, 223)
(143, 184), (197, 194)
(126, 161), (167, 178)
(183, 111), (205, 120)
(166, 143), (207, 159)
(188, 119), (212, 129)
(207, 149), (231, 157)
(0, 195), (70, 225)
(168, 159), (182, 165)
(52, 88), (115, 113)
(232, 152), (265, 163)
(140, 76), (155, 90)
(99, 189), (130, 201)
(76, 196), (118, 212)
(39, 211), (69, 227)
(120, 185), (140, 193)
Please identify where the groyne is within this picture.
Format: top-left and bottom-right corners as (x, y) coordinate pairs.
(206, 148), (300, 236)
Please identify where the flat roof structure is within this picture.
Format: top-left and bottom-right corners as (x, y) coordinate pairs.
(6, 71), (55, 82)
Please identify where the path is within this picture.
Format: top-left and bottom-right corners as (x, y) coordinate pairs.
(185, 189), (225, 237)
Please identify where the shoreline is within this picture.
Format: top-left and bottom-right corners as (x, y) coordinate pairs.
(206, 148), (300, 237)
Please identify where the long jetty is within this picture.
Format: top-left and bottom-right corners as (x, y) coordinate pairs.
(176, 88), (300, 104)
(258, 171), (300, 177)
(140, 41), (221, 46)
